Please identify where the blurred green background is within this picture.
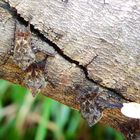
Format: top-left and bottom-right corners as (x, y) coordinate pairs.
(0, 79), (125, 140)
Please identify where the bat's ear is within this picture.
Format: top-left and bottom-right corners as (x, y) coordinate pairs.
(24, 32), (31, 37)
(15, 29), (23, 37)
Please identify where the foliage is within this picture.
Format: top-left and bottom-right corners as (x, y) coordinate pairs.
(0, 80), (124, 140)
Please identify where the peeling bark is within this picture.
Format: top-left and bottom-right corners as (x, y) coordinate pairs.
(0, 0), (140, 139)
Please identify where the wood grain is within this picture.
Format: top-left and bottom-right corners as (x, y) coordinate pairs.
(0, 0), (140, 139)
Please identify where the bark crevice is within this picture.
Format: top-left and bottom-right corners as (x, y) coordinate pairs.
(2, 0), (133, 103)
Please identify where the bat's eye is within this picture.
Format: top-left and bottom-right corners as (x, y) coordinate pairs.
(27, 59), (30, 62)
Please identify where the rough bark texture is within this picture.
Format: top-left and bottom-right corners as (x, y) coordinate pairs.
(0, 0), (140, 139)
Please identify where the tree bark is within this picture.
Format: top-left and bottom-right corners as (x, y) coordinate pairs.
(0, 0), (140, 139)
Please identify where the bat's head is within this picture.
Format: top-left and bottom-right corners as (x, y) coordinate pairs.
(24, 69), (47, 97)
(16, 30), (31, 42)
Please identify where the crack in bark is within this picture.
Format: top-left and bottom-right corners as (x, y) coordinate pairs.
(1, 1), (132, 102)
(84, 54), (98, 68)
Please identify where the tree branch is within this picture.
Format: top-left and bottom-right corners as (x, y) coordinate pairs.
(0, 0), (140, 139)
